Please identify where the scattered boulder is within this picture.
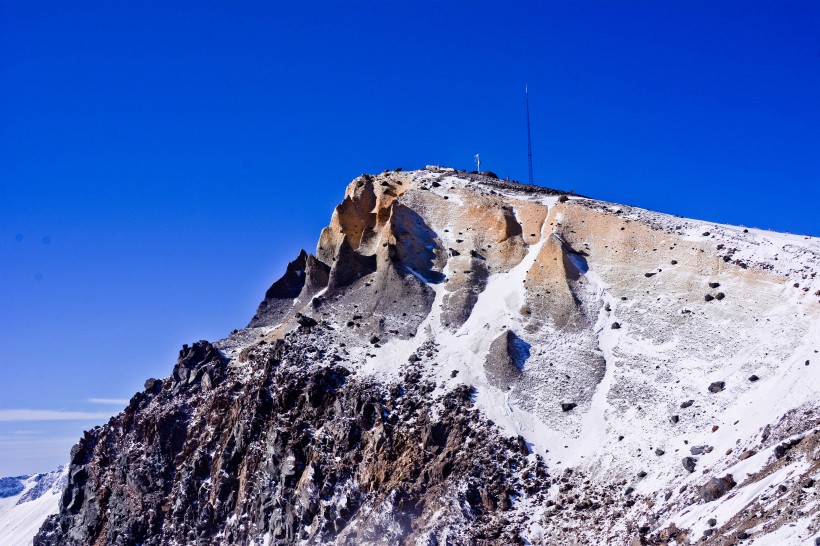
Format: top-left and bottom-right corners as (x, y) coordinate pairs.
(558, 195), (569, 203)
(708, 282), (720, 288)
(738, 450), (756, 460)
(690, 446), (708, 455)
(611, 322), (621, 330)
(715, 292), (725, 300)
(748, 374), (759, 382)
(296, 313), (318, 328)
(704, 294), (715, 302)
(515, 435), (529, 455)
(670, 415), (680, 424)
(369, 335), (380, 345)
(655, 448), (665, 456)
(144, 378), (162, 394)
(644, 272), (656, 278)
(773, 437), (803, 459)
(707, 518), (717, 527)
(708, 381), (725, 393)
(699, 474), (736, 502)
(561, 402), (577, 412)
(680, 400), (694, 409)
(682, 457), (697, 473)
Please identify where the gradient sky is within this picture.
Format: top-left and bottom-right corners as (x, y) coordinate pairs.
(1, 1), (819, 475)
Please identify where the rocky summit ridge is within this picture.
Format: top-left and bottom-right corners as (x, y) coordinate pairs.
(34, 167), (819, 545)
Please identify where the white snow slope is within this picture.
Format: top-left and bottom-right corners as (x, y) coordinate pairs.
(0, 466), (66, 546)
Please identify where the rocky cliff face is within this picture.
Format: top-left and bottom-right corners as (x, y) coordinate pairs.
(35, 168), (820, 545)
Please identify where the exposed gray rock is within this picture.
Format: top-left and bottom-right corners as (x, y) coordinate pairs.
(483, 330), (528, 389)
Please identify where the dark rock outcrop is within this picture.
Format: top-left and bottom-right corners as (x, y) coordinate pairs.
(250, 250), (331, 328)
(35, 335), (543, 546)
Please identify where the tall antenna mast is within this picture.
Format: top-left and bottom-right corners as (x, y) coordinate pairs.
(474, 153), (481, 174)
(525, 84), (534, 185)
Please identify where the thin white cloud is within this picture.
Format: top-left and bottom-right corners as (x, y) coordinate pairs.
(0, 409), (112, 422)
(86, 398), (129, 405)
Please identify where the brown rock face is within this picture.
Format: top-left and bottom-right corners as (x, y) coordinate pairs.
(35, 333), (543, 546)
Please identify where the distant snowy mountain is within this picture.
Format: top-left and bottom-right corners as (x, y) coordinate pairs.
(0, 466), (66, 546)
(31, 168), (820, 545)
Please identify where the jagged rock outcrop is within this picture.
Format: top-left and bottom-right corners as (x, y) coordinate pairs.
(34, 167), (820, 546)
(250, 250), (331, 328)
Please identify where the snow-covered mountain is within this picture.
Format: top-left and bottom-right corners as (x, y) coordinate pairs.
(0, 466), (66, 546)
(31, 168), (819, 545)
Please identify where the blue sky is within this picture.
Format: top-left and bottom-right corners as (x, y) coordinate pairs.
(1, 1), (818, 475)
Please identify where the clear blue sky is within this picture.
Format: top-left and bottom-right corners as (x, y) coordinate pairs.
(1, 1), (818, 475)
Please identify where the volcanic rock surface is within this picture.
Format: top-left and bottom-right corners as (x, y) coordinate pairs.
(34, 168), (820, 545)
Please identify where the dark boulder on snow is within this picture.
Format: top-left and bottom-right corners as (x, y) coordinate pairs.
(699, 475), (736, 502)
(708, 381), (726, 393)
(561, 402), (577, 412)
(774, 437), (803, 459)
(682, 457), (697, 473)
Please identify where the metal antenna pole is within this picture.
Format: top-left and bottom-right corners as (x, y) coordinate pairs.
(474, 153), (481, 174)
(526, 84), (534, 185)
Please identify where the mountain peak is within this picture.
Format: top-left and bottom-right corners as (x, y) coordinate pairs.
(33, 168), (820, 545)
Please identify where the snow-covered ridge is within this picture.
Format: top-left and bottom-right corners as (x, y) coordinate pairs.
(0, 466), (66, 546)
